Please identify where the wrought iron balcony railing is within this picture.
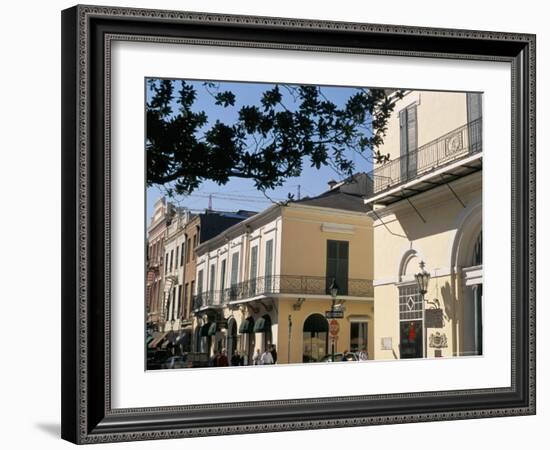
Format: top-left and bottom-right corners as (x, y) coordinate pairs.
(368, 119), (482, 195)
(192, 275), (373, 310)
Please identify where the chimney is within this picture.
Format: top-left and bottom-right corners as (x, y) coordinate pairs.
(327, 179), (338, 190)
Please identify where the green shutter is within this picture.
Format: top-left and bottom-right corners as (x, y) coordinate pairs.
(265, 240), (273, 292)
(326, 240), (349, 295)
(250, 246), (258, 279)
(231, 252), (239, 286)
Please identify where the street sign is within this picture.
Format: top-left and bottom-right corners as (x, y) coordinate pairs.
(326, 310), (344, 319)
(329, 319), (340, 336)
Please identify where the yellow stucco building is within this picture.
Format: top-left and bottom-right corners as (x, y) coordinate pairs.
(191, 179), (375, 365)
(366, 90), (483, 360)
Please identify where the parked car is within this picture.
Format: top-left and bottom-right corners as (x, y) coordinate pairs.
(320, 352), (359, 363)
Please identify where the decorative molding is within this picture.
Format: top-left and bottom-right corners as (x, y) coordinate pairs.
(321, 223), (355, 234)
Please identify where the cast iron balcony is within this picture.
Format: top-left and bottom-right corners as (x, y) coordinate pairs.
(192, 275), (373, 310)
(365, 119), (482, 205)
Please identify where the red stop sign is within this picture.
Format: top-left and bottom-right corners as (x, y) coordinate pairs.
(329, 319), (340, 337)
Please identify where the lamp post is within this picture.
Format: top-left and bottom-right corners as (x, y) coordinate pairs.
(414, 261), (431, 358)
(329, 279), (338, 362)
(287, 315), (292, 364)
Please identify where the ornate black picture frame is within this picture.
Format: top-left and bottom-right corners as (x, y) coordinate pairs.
(61, 4), (536, 444)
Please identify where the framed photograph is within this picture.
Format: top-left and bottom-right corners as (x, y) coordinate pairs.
(61, 4), (536, 444)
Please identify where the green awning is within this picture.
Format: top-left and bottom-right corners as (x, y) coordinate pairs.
(253, 316), (271, 333)
(200, 322), (216, 337)
(239, 318), (254, 334)
(207, 322), (217, 336)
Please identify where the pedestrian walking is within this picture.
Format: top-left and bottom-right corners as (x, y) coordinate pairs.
(252, 349), (261, 365)
(210, 350), (219, 367)
(217, 349), (229, 367)
(231, 350), (241, 366)
(261, 348), (274, 365)
(269, 344), (277, 364)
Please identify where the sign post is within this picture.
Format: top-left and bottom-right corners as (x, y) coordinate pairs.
(329, 319), (340, 362)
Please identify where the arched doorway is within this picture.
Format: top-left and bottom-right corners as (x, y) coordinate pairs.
(462, 230), (483, 355)
(451, 201), (483, 356)
(397, 250), (424, 359)
(253, 314), (272, 352)
(302, 314), (329, 363)
(239, 316), (255, 365)
(226, 318), (238, 362)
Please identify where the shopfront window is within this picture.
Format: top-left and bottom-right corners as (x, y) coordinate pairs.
(349, 322), (368, 353)
(399, 285), (423, 358)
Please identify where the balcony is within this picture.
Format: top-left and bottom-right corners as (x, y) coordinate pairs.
(365, 119), (482, 206)
(192, 275), (373, 310)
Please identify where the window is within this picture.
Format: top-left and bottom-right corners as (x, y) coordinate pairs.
(472, 230), (482, 266)
(177, 284), (183, 319)
(169, 249), (174, 272)
(219, 260), (226, 300)
(171, 286), (177, 320)
(192, 235), (197, 260)
(209, 264), (216, 303)
(186, 238), (191, 263)
(326, 240), (349, 295)
(249, 246), (258, 295)
(183, 283), (189, 318)
(175, 247), (179, 268)
(264, 240), (273, 292)
(180, 242), (185, 266)
(399, 104), (418, 180)
(230, 252), (239, 286)
(467, 93), (483, 153)
(230, 252), (240, 300)
(196, 270), (203, 296)
(165, 253), (169, 274)
(399, 284), (423, 359)
(349, 322), (368, 354)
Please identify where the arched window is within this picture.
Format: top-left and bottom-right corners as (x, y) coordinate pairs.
(302, 314), (329, 363)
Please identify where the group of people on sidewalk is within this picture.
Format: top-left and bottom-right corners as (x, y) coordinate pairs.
(209, 344), (278, 367)
(251, 344), (278, 365)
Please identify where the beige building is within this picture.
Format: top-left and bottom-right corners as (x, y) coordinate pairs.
(161, 208), (191, 334)
(366, 90), (483, 360)
(146, 197), (172, 331)
(192, 180), (375, 365)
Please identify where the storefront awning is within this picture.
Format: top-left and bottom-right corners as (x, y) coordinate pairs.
(253, 317), (271, 333)
(238, 318), (254, 334)
(207, 322), (217, 336)
(148, 332), (168, 349)
(200, 322), (217, 337)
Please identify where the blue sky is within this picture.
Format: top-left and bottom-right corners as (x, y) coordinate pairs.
(146, 79), (374, 220)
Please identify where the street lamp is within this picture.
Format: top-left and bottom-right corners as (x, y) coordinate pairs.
(287, 314), (292, 364)
(414, 261), (430, 358)
(329, 279), (339, 308)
